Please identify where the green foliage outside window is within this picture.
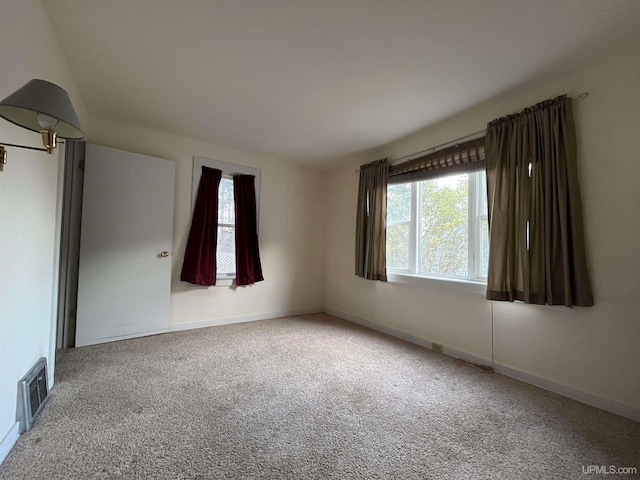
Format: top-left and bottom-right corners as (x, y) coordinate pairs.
(419, 176), (468, 276)
(387, 183), (411, 269)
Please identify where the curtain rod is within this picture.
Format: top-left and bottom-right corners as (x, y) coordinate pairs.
(390, 129), (485, 166)
(355, 130), (483, 173)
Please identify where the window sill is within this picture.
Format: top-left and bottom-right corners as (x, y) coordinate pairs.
(387, 272), (486, 295)
(215, 277), (235, 287)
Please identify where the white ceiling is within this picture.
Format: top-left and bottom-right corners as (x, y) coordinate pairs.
(42, 0), (640, 169)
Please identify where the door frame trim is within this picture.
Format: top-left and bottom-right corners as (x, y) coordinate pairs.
(48, 144), (66, 386)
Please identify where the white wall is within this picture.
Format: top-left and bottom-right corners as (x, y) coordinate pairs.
(86, 118), (326, 329)
(324, 42), (640, 419)
(1, 4), (637, 460)
(0, 0), (88, 446)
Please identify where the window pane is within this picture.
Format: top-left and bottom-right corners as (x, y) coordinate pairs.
(387, 183), (411, 224)
(218, 177), (235, 224)
(217, 177), (236, 275)
(419, 174), (468, 277)
(386, 223), (410, 269)
(481, 218), (489, 277)
(217, 226), (236, 274)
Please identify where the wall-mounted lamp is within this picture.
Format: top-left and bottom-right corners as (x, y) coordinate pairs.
(0, 79), (85, 172)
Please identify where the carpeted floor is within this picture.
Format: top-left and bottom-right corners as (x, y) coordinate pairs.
(1, 313), (638, 479)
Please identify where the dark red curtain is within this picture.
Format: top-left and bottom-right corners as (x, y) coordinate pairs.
(181, 167), (222, 285)
(233, 174), (264, 286)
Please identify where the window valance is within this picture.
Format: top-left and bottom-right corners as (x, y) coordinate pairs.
(389, 137), (485, 184)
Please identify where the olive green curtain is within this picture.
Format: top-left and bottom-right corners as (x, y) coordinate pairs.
(485, 95), (593, 306)
(355, 158), (389, 281)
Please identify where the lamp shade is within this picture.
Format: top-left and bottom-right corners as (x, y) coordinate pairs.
(0, 79), (84, 139)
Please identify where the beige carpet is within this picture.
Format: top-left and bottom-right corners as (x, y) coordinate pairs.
(1, 313), (638, 479)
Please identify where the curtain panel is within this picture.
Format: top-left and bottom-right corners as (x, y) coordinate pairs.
(355, 158), (389, 281)
(389, 137), (485, 184)
(485, 95), (593, 307)
(233, 174), (264, 286)
(181, 166), (222, 286)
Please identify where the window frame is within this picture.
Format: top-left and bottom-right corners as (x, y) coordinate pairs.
(191, 157), (261, 286)
(386, 171), (488, 289)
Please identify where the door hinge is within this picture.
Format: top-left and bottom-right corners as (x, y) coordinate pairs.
(78, 160), (85, 171)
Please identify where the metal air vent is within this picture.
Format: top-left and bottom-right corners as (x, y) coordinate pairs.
(16, 357), (49, 433)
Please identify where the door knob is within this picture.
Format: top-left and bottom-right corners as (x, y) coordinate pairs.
(160, 251), (170, 257)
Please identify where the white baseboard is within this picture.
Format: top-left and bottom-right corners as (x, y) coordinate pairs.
(76, 328), (171, 347)
(492, 363), (640, 422)
(0, 422), (20, 466)
(78, 308), (323, 345)
(324, 307), (640, 423)
(324, 308), (491, 367)
(169, 307), (323, 333)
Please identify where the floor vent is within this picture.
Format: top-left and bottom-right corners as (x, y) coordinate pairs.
(17, 357), (49, 433)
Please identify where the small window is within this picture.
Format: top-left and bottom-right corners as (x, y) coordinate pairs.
(387, 171), (488, 283)
(192, 157), (261, 282)
(217, 177), (236, 276)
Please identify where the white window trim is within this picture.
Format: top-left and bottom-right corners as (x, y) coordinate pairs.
(191, 157), (261, 286)
(474, 173), (489, 283)
(387, 171), (488, 291)
(387, 272), (487, 295)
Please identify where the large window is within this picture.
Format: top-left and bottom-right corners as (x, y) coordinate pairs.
(387, 171), (488, 283)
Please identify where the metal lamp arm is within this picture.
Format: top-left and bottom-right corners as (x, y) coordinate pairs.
(0, 142), (49, 153)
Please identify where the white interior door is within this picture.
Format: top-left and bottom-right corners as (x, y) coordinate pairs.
(75, 144), (175, 347)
